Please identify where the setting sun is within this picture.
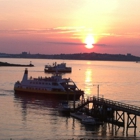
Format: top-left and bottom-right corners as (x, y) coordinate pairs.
(85, 34), (94, 49)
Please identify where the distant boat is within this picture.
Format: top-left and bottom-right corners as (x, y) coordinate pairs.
(44, 62), (72, 73)
(14, 68), (84, 100)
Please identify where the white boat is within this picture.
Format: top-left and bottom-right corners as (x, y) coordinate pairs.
(44, 62), (72, 73)
(58, 101), (71, 115)
(81, 116), (96, 125)
(14, 68), (84, 100)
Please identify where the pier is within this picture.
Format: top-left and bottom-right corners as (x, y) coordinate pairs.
(73, 96), (140, 136)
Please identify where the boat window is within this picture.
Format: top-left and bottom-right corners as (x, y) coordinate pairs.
(52, 82), (58, 86)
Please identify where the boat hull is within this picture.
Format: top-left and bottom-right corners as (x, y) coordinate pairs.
(14, 88), (83, 101)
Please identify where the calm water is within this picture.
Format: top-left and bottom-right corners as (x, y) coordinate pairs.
(0, 58), (140, 139)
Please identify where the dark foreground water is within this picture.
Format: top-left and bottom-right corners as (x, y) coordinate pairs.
(0, 58), (140, 139)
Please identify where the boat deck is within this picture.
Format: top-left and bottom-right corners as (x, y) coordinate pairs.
(70, 112), (88, 120)
(70, 112), (103, 125)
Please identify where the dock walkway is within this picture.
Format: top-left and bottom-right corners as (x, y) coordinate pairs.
(74, 96), (140, 135)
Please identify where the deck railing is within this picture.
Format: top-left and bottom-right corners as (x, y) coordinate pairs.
(79, 96), (140, 116)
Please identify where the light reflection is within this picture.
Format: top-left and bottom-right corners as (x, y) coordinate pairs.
(14, 94), (60, 123)
(84, 68), (93, 97)
(86, 61), (91, 65)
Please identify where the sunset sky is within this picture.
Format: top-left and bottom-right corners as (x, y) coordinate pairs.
(0, 0), (140, 56)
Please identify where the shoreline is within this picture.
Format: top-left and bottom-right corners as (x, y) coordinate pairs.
(0, 61), (34, 67)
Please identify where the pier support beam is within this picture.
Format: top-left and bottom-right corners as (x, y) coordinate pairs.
(115, 111), (125, 126)
(126, 113), (137, 136)
(114, 111), (125, 134)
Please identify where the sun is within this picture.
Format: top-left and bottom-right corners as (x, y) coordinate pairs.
(85, 34), (94, 49)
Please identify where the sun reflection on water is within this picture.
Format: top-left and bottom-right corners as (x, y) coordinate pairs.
(84, 68), (93, 98)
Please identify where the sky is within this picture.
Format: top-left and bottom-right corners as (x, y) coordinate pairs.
(0, 0), (140, 56)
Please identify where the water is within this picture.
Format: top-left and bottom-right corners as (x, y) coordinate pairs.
(0, 58), (140, 139)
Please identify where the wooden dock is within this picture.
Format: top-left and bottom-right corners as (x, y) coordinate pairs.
(72, 96), (140, 136)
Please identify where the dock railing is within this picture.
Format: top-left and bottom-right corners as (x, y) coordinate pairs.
(79, 96), (140, 116)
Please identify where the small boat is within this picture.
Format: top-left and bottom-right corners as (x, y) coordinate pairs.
(14, 68), (84, 100)
(81, 116), (103, 125)
(57, 101), (71, 115)
(81, 116), (96, 125)
(44, 62), (72, 73)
